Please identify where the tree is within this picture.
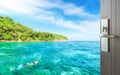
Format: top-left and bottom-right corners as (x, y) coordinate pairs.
(2, 34), (11, 40)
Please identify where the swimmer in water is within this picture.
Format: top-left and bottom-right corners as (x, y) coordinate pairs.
(26, 60), (39, 66)
(10, 60), (40, 71)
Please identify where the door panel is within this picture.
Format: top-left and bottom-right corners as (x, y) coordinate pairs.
(101, 0), (120, 75)
(101, 0), (112, 75)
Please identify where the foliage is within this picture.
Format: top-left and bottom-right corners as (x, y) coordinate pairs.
(0, 16), (68, 42)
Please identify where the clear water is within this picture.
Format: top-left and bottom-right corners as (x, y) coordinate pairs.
(0, 41), (100, 75)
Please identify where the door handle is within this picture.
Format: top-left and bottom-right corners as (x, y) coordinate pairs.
(100, 33), (116, 38)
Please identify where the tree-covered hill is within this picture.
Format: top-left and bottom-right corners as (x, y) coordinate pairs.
(0, 16), (68, 42)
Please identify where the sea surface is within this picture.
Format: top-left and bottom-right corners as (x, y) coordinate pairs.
(0, 41), (100, 75)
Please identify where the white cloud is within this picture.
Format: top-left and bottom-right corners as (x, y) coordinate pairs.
(57, 2), (94, 17)
(0, 0), (93, 17)
(35, 14), (99, 33)
(37, 0), (94, 17)
(0, 0), (40, 14)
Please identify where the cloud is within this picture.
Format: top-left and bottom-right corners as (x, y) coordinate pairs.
(0, 0), (40, 14)
(56, 2), (94, 17)
(0, 0), (93, 17)
(35, 14), (99, 33)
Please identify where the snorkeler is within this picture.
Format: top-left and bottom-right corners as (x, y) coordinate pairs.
(10, 60), (40, 71)
(26, 60), (39, 66)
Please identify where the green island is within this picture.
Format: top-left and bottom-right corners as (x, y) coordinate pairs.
(0, 16), (68, 42)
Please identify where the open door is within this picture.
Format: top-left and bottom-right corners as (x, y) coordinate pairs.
(101, 0), (120, 75)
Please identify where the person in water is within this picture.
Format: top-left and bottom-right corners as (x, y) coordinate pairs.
(10, 60), (40, 71)
(26, 60), (39, 66)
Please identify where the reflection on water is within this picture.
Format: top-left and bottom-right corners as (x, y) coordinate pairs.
(0, 41), (100, 75)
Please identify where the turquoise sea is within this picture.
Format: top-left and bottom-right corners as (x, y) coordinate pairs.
(0, 41), (100, 75)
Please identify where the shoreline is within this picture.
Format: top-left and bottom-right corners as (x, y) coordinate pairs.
(0, 40), (69, 43)
(0, 39), (100, 43)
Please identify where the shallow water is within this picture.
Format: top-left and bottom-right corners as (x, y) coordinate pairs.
(0, 41), (100, 75)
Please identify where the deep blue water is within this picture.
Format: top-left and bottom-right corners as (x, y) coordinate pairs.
(0, 41), (100, 75)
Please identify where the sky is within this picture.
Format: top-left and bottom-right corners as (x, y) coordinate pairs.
(0, 0), (100, 41)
